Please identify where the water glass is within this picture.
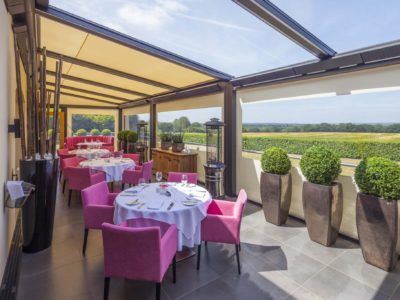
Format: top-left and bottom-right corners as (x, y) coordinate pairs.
(138, 178), (146, 186)
(156, 171), (163, 183)
(181, 174), (188, 185)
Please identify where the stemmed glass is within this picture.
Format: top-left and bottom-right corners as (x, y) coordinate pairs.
(138, 178), (146, 186)
(156, 171), (163, 184)
(181, 174), (188, 185)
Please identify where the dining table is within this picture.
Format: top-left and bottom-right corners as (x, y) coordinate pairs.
(79, 157), (135, 182)
(114, 182), (212, 251)
(69, 148), (110, 159)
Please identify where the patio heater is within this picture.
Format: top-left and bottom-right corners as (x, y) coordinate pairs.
(136, 120), (148, 163)
(204, 118), (225, 198)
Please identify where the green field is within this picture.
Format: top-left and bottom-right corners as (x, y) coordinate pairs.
(184, 132), (400, 161)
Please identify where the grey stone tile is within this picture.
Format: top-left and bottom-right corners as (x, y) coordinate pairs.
(329, 249), (400, 296)
(303, 267), (389, 300)
(286, 286), (324, 300)
(254, 217), (306, 243)
(284, 231), (358, 264)
(240, 227), (283, 258)
(260, 243), (326, 285)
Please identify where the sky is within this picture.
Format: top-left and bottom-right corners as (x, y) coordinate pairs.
(50, 0), (400, 124)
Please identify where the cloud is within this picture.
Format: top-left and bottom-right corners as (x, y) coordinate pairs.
(117, 0), (187, 30)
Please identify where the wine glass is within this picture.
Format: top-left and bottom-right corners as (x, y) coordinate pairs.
(181, 174), (188, 185)
(138, 178), (146, 186)
(156, 171), (162, 183)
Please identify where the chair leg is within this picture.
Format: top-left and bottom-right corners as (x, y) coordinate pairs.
(235, 244), (241, 275)
(156, 282), (161, 300)
(62, 179), (66, 194)
(68, 190), (72, 207)
(239, 242), (241, 252)
(205, 241), (208, 247)
(59, 170), (62, 182)
(121, 183), (125, 191)
(82, 229), (89, 255)
(172, 255), (176, 284)
(103, 277), (110, 300)
(196, 243), (201, 270)
(111, 182), (114, 192)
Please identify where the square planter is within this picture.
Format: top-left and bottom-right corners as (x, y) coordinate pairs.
(260, 172), (292, 225)
(302, 181), (343, 246)
(356, 193), (398, 271)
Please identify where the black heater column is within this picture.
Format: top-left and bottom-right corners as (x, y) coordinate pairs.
(204, 118), (225, 198)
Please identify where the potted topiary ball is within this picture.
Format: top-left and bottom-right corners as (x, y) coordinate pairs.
(101, 129), (111, 136)
(90, 128), (100, 136)
(126, 131), (138, 153)
(160, 132), (172, 150)
(75, 128), (87, 136)
(172, 132), (185, 153)
(355, 157), (400, 271)
(117, 130), (129, 152)
(260, 147), (292, 225)
(300, 145), (342, 246)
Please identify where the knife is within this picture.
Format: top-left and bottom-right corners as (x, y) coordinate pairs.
(167, 202), (174, 210)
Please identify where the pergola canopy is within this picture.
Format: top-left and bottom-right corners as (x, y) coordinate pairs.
(36, 6), (232, 108)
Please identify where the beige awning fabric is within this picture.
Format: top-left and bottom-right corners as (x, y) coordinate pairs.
(38, 13), (228, 108)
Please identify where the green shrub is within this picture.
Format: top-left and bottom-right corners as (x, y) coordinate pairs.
(355, 157), (400, 200)
(90, 128), (100, 136)
(159, 132), (172, 142)
(261, 147), (291, 175)
(300, 145), (341, 185)
(172, 132), (184, 144)
(75, 129), (87, 136)
(127, 131), (138, 143)
(117, 130), (129, 141)
(101, 129), (111, 136)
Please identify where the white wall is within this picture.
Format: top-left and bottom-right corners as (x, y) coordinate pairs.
(0, 1), (18, 279)
(236, 64), (400, 246)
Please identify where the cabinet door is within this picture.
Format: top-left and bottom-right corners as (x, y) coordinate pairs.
(159, 153), (169, 175)
(168, 157), (180, 172)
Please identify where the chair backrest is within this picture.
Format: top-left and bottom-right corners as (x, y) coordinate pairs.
(102, 222), (162, 281)
(123, 153), (140, 164)
(81, 181), (109, 207)
(57, 148), (69, 156)
(67, 167), (92, 191)
(167, 172), (198, 184)
(61, 156), (78, 170)
(234, 189), (247, 220)
(142, 160), (153, 182)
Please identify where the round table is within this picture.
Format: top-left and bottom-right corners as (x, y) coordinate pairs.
(79, 158), (135, 182)
(69, 148), (110, 159)
(114, 183), (212, 250)
(76, 141), (104, 149)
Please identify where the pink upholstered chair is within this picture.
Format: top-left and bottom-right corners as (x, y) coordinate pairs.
(58, 151), (75, 182)
(101, 220), (178, 300)
(81, 182), (117, 255)
(167, 172), (198, 184)
(66, 167), (106, 207)
(121, 160), (153, 190)
(197, 189), (248, 274)
(60, 156), (80, 193)
(122, 153), (140, 164)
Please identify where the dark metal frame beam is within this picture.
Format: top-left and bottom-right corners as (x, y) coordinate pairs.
(35, 5), (233, 80)
(48, 90), (119, 106)
(223, 82), (237, 196)
(119, 81), (225, 109)
(231, 41), (400, 88)
(46, 70), (149, 98)
(46, 82), (129, 103)
(149, 102), (157, 152)
(41, 49), (178, 91)
(232, 0), (336, 59)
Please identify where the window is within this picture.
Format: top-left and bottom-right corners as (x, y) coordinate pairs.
(241, 88), (400, 175)
(124, 113), (150, 131)
(71, 114), (115, 136)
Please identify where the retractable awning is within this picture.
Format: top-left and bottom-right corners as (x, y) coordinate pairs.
(36, 6), (232, 108)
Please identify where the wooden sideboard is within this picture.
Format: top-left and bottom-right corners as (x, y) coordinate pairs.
(151, 148), (197, 179)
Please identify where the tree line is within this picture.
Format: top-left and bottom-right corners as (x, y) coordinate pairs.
(243, 123), (400, 133)
(72, 114), (115, 132)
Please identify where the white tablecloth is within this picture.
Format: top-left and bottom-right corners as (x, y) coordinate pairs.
(69, 149), (110, 159)
(76, 141), (104, 149)
(114, 183), (212, 250)
(79, 158), (134, 182)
